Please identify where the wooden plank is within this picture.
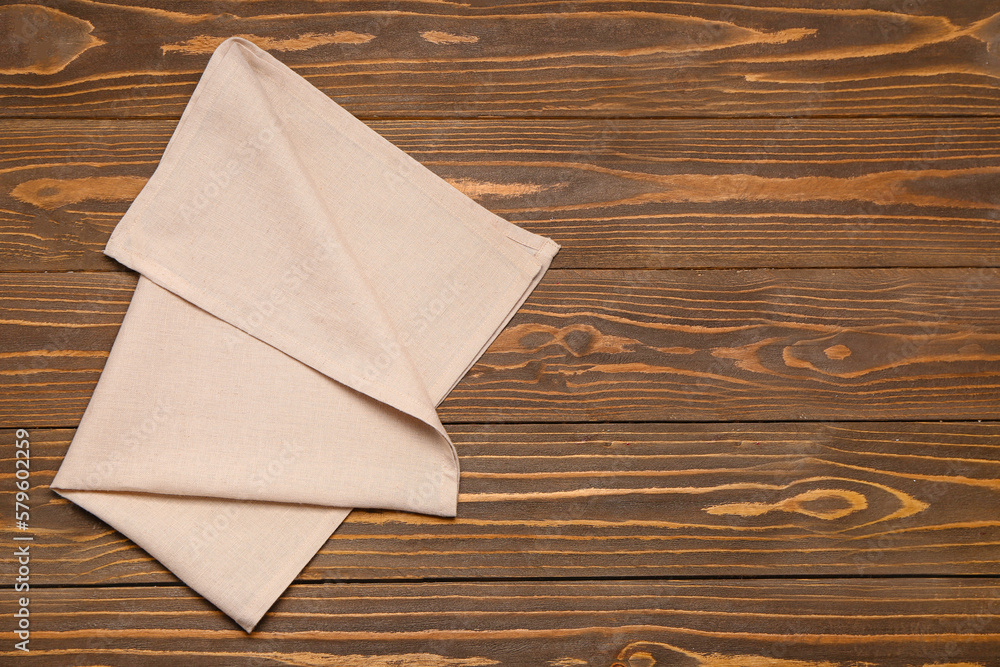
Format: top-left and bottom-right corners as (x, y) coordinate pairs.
(3, 1), (1000, 118)
(454, 266), (1000, 422)
(1, 579), (998, 664)
(3, 423), (999, 585)
(0, 272), (132, 427)
(4, 118), (1000, 272)
(2, 269), (999, 425)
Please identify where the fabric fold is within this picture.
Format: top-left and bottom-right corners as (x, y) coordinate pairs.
(50, 37), (559, 632)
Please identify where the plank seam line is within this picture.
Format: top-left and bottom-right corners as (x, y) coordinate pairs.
(27, 573), (1000, 591)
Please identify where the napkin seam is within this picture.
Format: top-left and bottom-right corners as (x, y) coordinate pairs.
(57, 34), (563, 633)
(225, 38), (552, 274)
(105, 39), (232, 257)
(432, 267), (548, 403)
(105, 40), (462, 504)
(108, 36), (555, 441)
(99, 251), (462, 507)
(111, 38), (555, 276)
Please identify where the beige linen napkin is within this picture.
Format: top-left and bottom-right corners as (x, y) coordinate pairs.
(50, 37), (559, 632)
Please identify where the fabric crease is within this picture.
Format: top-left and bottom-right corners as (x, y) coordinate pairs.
(51, 37), (559, 632)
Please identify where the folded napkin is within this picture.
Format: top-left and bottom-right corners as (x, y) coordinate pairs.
(50, 37), (559, 632)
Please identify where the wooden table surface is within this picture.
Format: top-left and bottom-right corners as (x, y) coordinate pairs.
(2, 1), (1000, 665)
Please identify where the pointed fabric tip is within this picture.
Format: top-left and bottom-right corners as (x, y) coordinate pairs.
(49, 37), (558, 632)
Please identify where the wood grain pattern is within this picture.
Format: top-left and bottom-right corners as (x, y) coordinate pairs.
(0, 4), (104, 76)
(0, 579), (997, 665)
(453, 266), (1000, 422)
(5, 118), (1000, 271)
(3, 423), (999, 584)
(4, 269), (998, 426)
(3, 1), (1000, 118)
(3, 1), (1000, 659)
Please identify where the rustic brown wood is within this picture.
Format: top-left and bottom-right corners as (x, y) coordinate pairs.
(3, 0), (1000, 660)
(5, 118), (1000, 272)
(3, 1), (1000, 118)
(3, 269), (998, 426)
(454, 266), (1000, 422)
(1, 579), (998, 665)
(3, 423), (999, 585)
